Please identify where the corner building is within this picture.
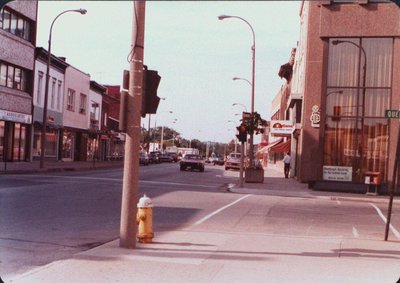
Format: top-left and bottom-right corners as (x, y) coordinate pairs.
(294, 0), (400, 193)
(0, 0), (37, 161)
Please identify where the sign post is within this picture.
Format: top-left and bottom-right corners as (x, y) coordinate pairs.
(384, 109), (399, 241)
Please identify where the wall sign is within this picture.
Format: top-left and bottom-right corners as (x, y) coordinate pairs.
(310, 105), (320, 128)
(323, 166), (352, 182)
(270, 120), (294, 135)
(0, 109), (32, 124)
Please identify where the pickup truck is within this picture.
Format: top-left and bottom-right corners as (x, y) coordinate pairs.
(179, 154), (205, 172)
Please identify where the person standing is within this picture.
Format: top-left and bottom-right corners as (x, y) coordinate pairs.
(283, 152), (291, 178)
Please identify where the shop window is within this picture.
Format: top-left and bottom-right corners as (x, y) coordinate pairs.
(324, 37), (392, 183)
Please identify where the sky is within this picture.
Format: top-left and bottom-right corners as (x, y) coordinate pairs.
(36, 1), (302, 144)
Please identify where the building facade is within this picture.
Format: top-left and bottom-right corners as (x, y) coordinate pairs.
(32, 47), (68, 161)
(291, 0), (400, 193)
(0, 0), (37, 162)
(62, 65), (90, 161)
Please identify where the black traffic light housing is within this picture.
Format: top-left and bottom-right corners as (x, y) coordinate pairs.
(141, 66), (161, 118)
(236, 123), (247, 143)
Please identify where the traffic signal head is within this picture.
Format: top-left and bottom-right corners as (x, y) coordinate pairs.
(141, 68), (161, 117)
(236, 123), (247, 143)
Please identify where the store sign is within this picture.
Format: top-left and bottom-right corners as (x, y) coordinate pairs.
(385, 110), (400, 118)
(0, 109), (32, 124)
(270, 120), (294, 135)
(323, 166), (352, 182)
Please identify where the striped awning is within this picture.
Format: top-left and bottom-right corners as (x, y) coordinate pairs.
(270, 139), (291, 153)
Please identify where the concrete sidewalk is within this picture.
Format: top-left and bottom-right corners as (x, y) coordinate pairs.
(7, 228), (400, 283)
(0, 160), (124, 175)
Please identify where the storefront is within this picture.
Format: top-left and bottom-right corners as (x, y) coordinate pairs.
(0, 110), (31, 162)
(323, 37), (392, 186)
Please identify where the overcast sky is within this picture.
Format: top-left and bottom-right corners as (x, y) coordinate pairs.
(37, 1), (301, 143)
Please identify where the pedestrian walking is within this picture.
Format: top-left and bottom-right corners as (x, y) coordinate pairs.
(283, 152), (291, 178)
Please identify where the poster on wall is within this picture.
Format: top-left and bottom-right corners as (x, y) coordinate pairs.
(323, 166), (352, 182)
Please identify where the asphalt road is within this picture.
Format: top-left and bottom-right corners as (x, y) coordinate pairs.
(1, 162), (399, 281)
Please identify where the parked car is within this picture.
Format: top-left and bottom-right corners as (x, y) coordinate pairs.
(180, 154), (205, 172)
(149, 151), (160, 164)
(225, 152), (241, 170)
(159, 153), (174, 163)
(212, 156), (225, 166)
(167, 152), (178, 162)
(139, 151), (149, 165)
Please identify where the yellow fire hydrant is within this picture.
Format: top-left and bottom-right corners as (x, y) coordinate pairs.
(136, 194), (154, 243)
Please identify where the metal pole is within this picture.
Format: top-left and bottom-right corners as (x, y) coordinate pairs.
(384, 123), (400, 241)
(239, 141), (244, 188)
(147, 114), (151, 153)
(120, 0), (145, 249)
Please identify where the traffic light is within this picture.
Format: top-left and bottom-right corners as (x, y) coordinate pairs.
(236, 123), (247, 143)
(141, 66), (161, 117)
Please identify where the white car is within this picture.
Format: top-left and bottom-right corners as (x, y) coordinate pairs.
(225, 152), (241, 170)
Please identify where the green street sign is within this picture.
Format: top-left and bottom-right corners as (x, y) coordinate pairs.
(385, 110), (400, 118)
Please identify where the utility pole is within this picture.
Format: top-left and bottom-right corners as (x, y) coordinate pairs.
(120, 0), (145, 249)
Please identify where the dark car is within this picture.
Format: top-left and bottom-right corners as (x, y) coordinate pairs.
(212, 156), (225, 166)
(139, 152), (149, 165)
(149, 151), (160, 164)
(159, 153), (173, 163)
(167, 152), (178, 162)
(180, 154), (205, 172)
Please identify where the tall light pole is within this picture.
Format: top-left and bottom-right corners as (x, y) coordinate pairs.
(219, 14), (256, 165)
(40, 8), (87, 169)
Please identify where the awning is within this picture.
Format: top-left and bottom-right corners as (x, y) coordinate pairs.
(256, 137), (283, 154)
(270, 139), (291, 153)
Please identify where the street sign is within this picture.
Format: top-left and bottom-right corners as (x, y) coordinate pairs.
(385, 110), (400, 118)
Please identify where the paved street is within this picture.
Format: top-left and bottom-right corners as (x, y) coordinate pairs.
(1, 162), (400, 282)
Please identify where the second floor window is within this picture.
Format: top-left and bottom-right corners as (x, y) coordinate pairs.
(51, 78), (56, 109)
(36, 71), (43, 104)
(0, 61), (27, 91)
(79, 93), (87, 114)
(67, 89), (75, 111)
(57, 81), (62, 111)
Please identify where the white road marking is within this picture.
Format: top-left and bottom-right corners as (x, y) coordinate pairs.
(14, 175), (215, 188)
(352, 226), (360, 238)
(369, 203), (400, 240)
(193, 194), (252, 226)
(336, 200), (341, 205)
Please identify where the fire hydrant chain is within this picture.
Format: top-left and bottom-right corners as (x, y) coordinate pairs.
(136, 194), (154, 243)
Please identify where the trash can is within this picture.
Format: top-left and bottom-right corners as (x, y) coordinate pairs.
(245, 160), (264, 183)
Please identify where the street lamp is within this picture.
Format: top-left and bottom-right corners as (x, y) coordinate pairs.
(219, 14), (256, 165)
(232, 103), (247, 112)
(331, 39), (367, 182)
(40, 8), (87, 169)
(233, 76), (251, 86)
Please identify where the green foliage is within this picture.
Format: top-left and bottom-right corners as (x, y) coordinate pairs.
(241, 112), (267, 135)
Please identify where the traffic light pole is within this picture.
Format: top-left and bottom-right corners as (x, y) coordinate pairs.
(239, 141), (244, 188)
(120, 1), (145, 249)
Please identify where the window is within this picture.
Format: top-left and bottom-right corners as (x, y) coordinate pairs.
(0, 61), (27, 91)
(51, 78), (56, 109)
(57, 81), (62, 111)
(37, 71), (43, 104)
(79, 93), (87, 114)
(0, 8), (32, 42)
(67, 89), (75, 111)
(324, 37), (393, 183)
(0, 63), (6, 86)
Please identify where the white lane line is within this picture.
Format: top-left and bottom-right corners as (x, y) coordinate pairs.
(16, 175), (215, 188)
(193, 194), (252, 226)
(352, 227), (360, 238)
(369, 203), (400, 240)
